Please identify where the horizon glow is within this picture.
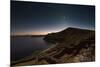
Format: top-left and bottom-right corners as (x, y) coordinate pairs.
(11, 1), (95, 35)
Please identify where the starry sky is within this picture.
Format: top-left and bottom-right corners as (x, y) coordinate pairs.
(11, 1), (95, 35)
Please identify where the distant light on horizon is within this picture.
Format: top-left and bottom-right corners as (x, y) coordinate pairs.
(11, 1), (95, 35)
(11, 25), (94, 36)
(11, 32), (48, 35)
(11, 30), (62, 35)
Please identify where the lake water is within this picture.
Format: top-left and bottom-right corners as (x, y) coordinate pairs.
(11, 36), (50, 61)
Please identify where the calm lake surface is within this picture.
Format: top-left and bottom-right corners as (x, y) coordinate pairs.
(11, 36), (50, 61)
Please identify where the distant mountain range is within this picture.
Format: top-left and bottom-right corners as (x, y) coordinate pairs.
(11, 27), (95, 66)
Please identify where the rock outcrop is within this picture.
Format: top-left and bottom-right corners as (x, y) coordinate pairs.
(12, 27), (95, 66)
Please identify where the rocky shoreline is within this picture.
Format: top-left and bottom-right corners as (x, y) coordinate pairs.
(11, 27), (95, 66)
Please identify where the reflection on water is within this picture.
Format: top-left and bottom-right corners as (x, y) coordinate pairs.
(11, 36), (50, 61)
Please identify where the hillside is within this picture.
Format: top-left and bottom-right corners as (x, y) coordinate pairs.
(11, 27), (95, 66)
(44, 27), (94, 44)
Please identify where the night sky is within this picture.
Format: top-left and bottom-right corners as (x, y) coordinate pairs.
(11, 1), (95, 35)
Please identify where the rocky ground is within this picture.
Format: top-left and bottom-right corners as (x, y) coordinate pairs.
(11, 27), (95, 66)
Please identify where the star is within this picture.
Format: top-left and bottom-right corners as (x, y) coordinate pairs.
(64, 16), (66, 19)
